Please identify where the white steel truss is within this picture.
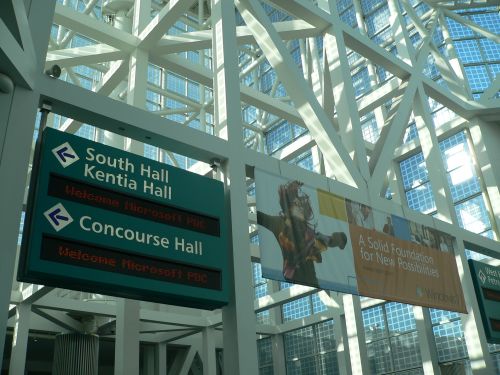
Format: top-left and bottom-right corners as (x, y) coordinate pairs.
(1, 0), (500, 373)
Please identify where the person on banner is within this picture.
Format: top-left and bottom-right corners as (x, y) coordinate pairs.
(353, 203), (375, 229)
(439, 235), (450, 252)
(257, 180), (348, 286)
(346, 200), (375, 230)
(382, 216), (395, 236)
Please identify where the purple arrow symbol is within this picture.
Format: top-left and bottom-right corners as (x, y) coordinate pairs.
(48, 208), (69, 226)
(56, 147), (76, 163)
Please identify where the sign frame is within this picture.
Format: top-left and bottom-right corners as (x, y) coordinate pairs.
(468, 259), (500, 344)
(19, 127), (228, 310)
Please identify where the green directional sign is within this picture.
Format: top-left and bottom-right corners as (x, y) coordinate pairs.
(468, 259), (500, 344)
(19, 127), (228, 309)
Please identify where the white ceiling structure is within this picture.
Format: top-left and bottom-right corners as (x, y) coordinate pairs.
(1, 0), (500, 373)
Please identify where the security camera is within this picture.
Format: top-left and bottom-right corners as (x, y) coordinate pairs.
(45, 64), (61, 79)
(210, 158), (221, 171)
(0, 72), (14, 94)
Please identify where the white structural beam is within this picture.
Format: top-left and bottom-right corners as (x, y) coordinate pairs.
(277, 312), (335, 333)
(36, 74), (230, 163)
(269, 0), (412, 80)
(240, 86), (304, 126)
(413, 84), (457, 223)
(422, 77), (500, 121)
(31, 307), (84, 332)
(114, 299), (140, 375)
(57, 0), (100, 48)
(429, 44), (469, 99)
(0, 0), (37, 88)
(357, 77), (404, 117)
(8, 303), (32, 375)
(340, 25), (412, 81)
(272, 133), (316, 162)
(138, 0), (197, 49)
(202, 327), (217, 375)
(322, 0), (370, 181)
(53, 3), (139, 51)
(59, 59), (129, 133)
(155, 20), (319, 54)
(387, 0), (415, 65)
(442, 8), (500, 42)
(427, 0), (500, 8)
(211, 0), (259, 374)
(157, 342), (167, 374)
(255, 285), (317, 312)
(400, 4), (467, 100)
(141, 329), (202, 344)
(150, 53), (305, 125)
(268, 0), (332, 29)
(49, 19), (318, 60)
(236, 0), (364, 188)
(6, 0), (37, 63)
(127, 50), (148, 110)
(158, 35), (500, 124)
(46, 44), (126, 68)
(439, 11), (472, 98)
(271, 334), (287, 375)
(49, 1), (498, 128)
(343, 295), (370, 374)
(132, 0), (152, 36)
(140, 309), (210, 328)
(50, 0), (500, 125)
(392, 115), (467, 160)
(413, 307), (441, 374)
(368, 19), (439, 196)
(141, 344), (155, 375)
(119, 0), (150, 156)
(32, 296), (116, 318)
(112, 6), (150, 369)
(455, 240), (495, 374)
(20, 285), (53, 304)
(480, 74), (500, 103)
(0, 18), (33, 88)
(468, 118), (500, 234)
(0, 0), (49, 351)
(96, 58), (130, 93)
(179, 345), (199, 375)
(327, 293), (350, 375)
(139, 321), (201, 333)
(369, 79), (417, 196)
(265, 280), (286, 375)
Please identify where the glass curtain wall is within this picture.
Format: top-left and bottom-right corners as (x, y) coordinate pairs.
(252, 1), (499, 375)
(43, 0), (500, 374)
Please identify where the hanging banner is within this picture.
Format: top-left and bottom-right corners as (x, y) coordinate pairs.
(255, 169), (467, 313)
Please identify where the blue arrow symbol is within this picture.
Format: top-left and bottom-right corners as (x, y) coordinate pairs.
(56, 147), (76, 163)
(48, 208), (69, 226)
